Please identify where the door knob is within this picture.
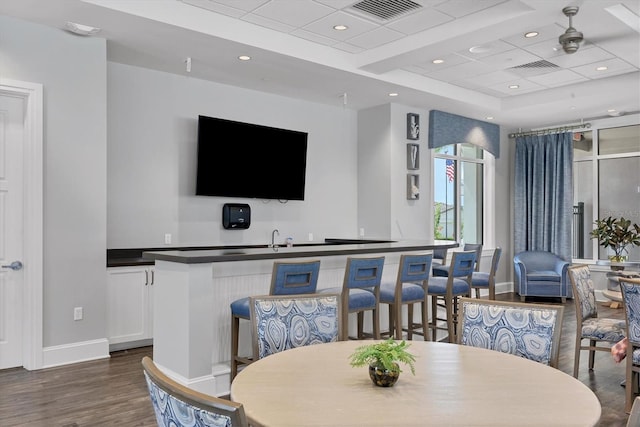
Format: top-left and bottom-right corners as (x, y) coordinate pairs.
(2, 261), (23, 271)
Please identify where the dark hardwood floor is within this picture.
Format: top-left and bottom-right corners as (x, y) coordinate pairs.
(0, 293), (630, 426)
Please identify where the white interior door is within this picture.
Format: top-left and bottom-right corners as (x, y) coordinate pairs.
(0, 93), (25, 369)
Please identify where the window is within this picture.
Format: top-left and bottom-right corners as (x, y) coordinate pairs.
(573, 122), (640, 262)
(433, 143), (484, 245)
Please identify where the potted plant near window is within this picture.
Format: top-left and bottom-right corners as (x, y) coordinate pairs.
(349, 338), (416, 387)
(589, 216), (640, 269)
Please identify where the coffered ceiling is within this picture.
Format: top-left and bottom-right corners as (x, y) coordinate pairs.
(1, 0), (639, 130)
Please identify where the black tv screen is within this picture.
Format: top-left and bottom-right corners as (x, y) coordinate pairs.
(195, 115), (308, 201)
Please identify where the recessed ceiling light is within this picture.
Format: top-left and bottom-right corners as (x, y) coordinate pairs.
(238, 55), (251, 61)
(524, 31), (539, 38)
(388, 92), (398, 97)
(596, 66), (608, 71)
(64, 21), (100, 36)
(608, 109), (617, 113)
(333, 24), (348, 31)
(432, 59), (444, 64)
(509, 84), (519, 89)
(485, 116), (494, 120)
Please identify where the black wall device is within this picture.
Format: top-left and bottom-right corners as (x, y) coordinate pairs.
(222, 203), (251, 229)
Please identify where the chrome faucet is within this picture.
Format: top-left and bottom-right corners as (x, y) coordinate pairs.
(270, 229), (280, 248)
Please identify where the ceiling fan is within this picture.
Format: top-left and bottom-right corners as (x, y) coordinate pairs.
(558, 6), (584, 54)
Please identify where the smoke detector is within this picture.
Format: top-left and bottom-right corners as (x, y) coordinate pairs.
(64, 21), (101, 36)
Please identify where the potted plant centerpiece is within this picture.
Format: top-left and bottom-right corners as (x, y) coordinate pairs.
(589, 216), (640, 269)
(349, 338), (416, 387)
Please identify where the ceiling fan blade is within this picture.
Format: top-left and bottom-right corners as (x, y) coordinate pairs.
(586, 33), (633, 45)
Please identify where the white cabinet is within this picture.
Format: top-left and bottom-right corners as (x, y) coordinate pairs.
(107, 266), (154, 349)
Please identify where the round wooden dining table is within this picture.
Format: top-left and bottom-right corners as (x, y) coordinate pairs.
(230, 340), (601, 426)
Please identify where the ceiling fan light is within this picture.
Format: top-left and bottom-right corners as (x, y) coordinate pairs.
(560, 39), (580, 54)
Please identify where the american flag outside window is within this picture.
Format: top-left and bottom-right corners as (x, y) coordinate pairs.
(446, 159), (455, 182)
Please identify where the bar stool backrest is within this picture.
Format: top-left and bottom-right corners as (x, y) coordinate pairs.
(270, 260), (321, 295)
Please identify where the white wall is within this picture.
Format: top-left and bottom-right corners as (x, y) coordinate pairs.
(356, 103), (432, 242)
(0, 15), (107, 347)
(357, 104), (391, 239)
(107, 62), (359, 248)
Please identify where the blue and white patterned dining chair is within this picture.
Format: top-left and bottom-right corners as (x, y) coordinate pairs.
(379, 253), (432, 340)
(627, 396), (640, 426)
(427, 250), (475, 343)
(142, 356), (249, 427)
(250, 293), (342, 360)
(619, 277), (640, 414)
(230, 259), (321, 380)
(568, 264), (626, 378)
(457, 297), (565, 368)
(470, 247), (502, 300)
(320, 256), (385, 339)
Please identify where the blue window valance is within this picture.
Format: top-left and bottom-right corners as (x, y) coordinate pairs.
(428, 110), (500, 158)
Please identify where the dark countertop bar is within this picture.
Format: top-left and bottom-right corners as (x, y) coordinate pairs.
(108, 238), (409, 267)
(142, 240), (458, 265)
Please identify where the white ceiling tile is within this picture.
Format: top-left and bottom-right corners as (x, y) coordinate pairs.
(252, 0), (335, 27)
(426, 61), (495, 81)
(242, 13), (296, 33)
(501, 24), (566, 48)
(488, 78), (545, 95)
(386, 8), (454, 35)
(181, 0), (269, 17)
(551, 45), (616, 68)
(347, 26), (405, 49)
(291, 28), (340, 46)
(571, 58), (637, 78)
(331, 41), (365, 53)
(527, 69), (588, 87)
(457, 69), (519, 87)
(407, 53), (469, 73)
(314, 0), (355, 9)
(521, 37), (566, 60)
(303, 11), (378, 40)
(434, 0), (505, 18)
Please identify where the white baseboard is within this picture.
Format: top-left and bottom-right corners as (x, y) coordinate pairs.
(152, 360), (230, 397)
(42, 338), (110, 368)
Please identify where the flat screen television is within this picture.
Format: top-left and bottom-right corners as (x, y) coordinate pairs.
(195, 115), (308, 201)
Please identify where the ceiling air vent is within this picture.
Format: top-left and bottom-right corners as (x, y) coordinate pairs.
(511, 60), (559, 70)
(509, 60), (560, 77)
(350, 0), (422, 21)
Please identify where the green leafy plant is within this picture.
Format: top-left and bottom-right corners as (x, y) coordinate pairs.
(589, 216), (640, 262)
(349, 338), (416, 375)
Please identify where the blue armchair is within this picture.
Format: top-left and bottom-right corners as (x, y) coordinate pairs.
(513, 251), (571, 303)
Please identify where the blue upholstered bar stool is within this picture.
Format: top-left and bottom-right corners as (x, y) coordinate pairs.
(230, 259), (321, 380)
(432, 247), (448, 267)
(320, 256), (385, 340)
(432, 243), (482, 277)
(427, 250), (475, 343)
(470, 247), (502, 299)
(379, 253), (432, 340)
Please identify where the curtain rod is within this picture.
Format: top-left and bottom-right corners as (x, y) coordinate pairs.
(509, 122), (591, 138)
